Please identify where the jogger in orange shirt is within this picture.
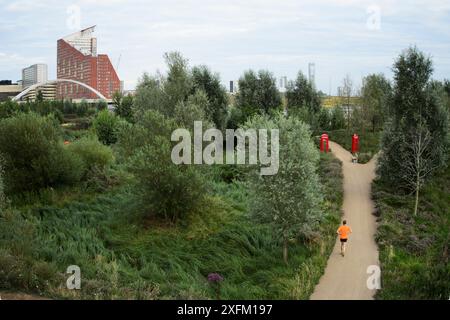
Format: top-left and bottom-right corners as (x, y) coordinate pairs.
(337, 220), (352, 257)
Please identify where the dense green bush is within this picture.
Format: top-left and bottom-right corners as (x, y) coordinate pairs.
(116, 109), (178, 162)
(235, 70), (282, 123)
(67, 136), (114, 177)
(129, 137), (208, 222)
(0, 113), (83, 193)
(93, 110), (120, 145)
(0, 99), (17, 119)
(113, 92), (134, 121)
(330, 106), (346, 130)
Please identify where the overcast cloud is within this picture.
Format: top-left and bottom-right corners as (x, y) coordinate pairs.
(1, 0), (449, 93)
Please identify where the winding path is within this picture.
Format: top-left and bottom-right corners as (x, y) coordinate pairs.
(310, 141), (379, 300)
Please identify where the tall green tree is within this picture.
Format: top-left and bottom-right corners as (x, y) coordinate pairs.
(378, 47), (449, 207)
(246, 114), (323, 264)
(286, 71), (321, 115)
(235, 70), (281, 123)
(132, 73), (165, 117)
(163, 51), (192, 114)
(191, 65), (229, 130)
(113, 91), (134, 121)
(361, 74), (392, 132)
(133, 52), (192, 118)
(330, 106), (345, 130)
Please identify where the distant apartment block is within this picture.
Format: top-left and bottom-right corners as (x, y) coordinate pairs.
(0, 80), (22, 102)
(22, 64), (48, 88)
(57, 26), (120, 100)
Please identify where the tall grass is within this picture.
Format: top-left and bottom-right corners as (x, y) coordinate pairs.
(0, 153), (343, 300)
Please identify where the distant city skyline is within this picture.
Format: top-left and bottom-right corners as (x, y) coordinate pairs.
(1, 0), (450, 95)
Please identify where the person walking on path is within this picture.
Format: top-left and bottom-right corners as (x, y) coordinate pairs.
(337, 220), (352, 257)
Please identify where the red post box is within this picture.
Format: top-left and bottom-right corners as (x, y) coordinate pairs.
(320, 133), (329, 153)
(351, 134), (359, 154)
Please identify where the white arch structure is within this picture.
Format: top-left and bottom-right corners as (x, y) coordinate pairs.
(13, 79), (107, 101)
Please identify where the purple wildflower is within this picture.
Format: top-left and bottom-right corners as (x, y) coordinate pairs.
(207, 273), (224, 283)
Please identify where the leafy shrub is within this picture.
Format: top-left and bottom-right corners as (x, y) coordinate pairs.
(113, 92), (134, 121)
(67, 136), (114, 177)
(330, 106), (346, 130)
(93, 110), (120, 145)
(0, 113), (83, 193)
(129, 137), (208, 222)
(0, 99), (18, 119)
(116, 110), (177, 161)
(357, 152), (373, 164)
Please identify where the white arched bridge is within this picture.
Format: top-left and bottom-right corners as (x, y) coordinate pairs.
(13, 79), (107, 101)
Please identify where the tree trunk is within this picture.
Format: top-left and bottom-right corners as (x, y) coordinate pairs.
(283, 239), (288, 265)
(414, 186), (419, 217)
(414, 138), (421, 217)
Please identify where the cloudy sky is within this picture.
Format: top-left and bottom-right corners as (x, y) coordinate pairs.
(1, 0), (449, 94)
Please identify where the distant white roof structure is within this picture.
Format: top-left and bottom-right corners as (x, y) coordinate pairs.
(62, 25), (97, 56)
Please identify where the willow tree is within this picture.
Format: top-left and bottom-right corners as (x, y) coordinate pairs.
(245, 114), (323, 264)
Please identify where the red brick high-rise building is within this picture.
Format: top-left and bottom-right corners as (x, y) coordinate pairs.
(57, 26), (120, 100)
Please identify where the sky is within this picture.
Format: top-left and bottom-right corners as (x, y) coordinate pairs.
(1, 0), (449, 94)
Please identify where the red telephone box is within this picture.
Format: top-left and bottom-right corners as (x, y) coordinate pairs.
(320, 134), (329, 152)
(352, 134), (359, 154)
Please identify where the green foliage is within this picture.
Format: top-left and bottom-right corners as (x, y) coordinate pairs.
(0, 99), (99, 123)
(0, 161), (5, 210)
(226, 105), (245, 130)
(373, 163), (450, 299)
(0, 113), (83, 193)
(286, 71), (321, 115)
(174, 90), (210, 128)
(192, 65), (229, 130)
(317, 108), (331, 131)
(378, 47), (449, 189)
(129, 138), (208, 222)
(116, 109), (178, 164)
(133, 73), (166, 118)
(330, 106), (346, 130)
(245, 114), (323, 262)
(235, 70), (282, 123)
(67, 136), (114, 178)
(133, 54), (228, 130)
(163, 52), (193, 114)
(93, 110), (121, 145)
(0, 99), (17, 119)
(361, 74), (392, 132)
(114, 121), (148, 161)
(113, 91), (134, 121)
